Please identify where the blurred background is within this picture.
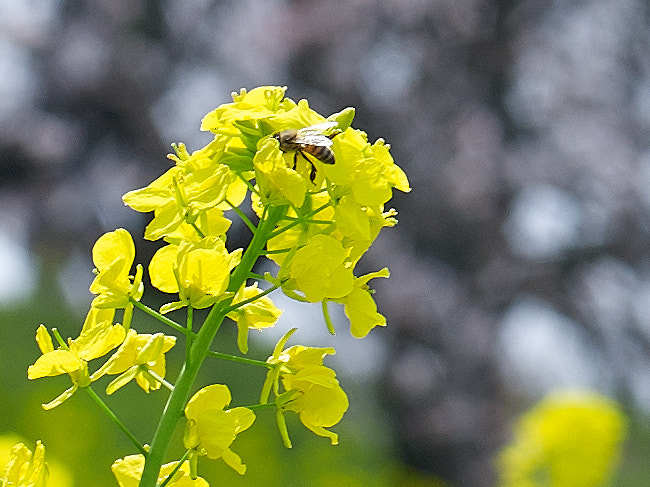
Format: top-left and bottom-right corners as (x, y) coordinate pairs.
(0, 0), (648, 486)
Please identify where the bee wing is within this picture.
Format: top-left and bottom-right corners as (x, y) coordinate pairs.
(292, 134), (334, 147)
(297, 121), (339, 135)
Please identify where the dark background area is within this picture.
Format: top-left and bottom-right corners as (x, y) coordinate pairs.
(0, 1), (648, 486)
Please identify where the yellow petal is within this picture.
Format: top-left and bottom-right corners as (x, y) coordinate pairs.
(42, 385), (77, 410)
(149, 244), (180, 293)
(28, 350), (83, 379)
(185, 384), (231, 420)
(221, 447), (246, 475)
(92, 229), (135, 272)
(35, 325), (54, 354)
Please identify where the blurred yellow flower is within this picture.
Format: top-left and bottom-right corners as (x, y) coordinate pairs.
(0, 440), (48, 487)
(0, 436), (73, 487)
(498, 390), (627, 487)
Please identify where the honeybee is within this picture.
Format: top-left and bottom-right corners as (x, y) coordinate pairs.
(273, 121), (341, 181)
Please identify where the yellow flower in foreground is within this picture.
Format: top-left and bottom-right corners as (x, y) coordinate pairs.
(286, 234), (353, 302)
(91, 330), (176, 394)
(0, 440), (48, 487)
(226, 283), (282, 354)
(112, 454), (208, 487)
(183, 384), (255, 475)
(200, 86), (295, 133)
(264, 331), (348, 446)
(253, 138), (306, 208)
(499, 390), (627, 487)
(334, 268), (390, 338)
(89, 229), (143, 313)
(149, 237), (242, 313)
(27, 307), (125, 409)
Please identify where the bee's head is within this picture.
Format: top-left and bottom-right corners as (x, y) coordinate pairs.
(273, 129), (297, 145)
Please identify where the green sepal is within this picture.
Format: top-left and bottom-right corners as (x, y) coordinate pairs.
(275, 409), (292, 449)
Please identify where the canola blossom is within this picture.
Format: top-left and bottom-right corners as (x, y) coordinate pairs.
(262, 330), (349, 447)
(499, 391), (627, 487)
(0, 441), (48, 487)
(26, 86), (410, 486)
(183, 384), (255, 475)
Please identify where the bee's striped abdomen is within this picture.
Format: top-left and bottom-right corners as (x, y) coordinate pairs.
(305, 145), (335, 164)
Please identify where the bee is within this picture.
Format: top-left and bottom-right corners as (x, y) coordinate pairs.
(273, 121), (341, 181)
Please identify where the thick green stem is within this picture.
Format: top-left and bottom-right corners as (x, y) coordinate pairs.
(138, 205), (285, 487)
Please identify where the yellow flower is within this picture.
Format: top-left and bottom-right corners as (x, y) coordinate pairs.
(183, 384), (255, 475)
(91, 329), (176, 394)
(323, 128), (410, 207)
(226, 283), (282, 354)
(200, 86), (295, 134)
(264, 332), (348, 446)
(0, 441), (48, 487)
(498, 390), (627, 487)
(89, 229), (143, 314)
(0, 435), (72, 487)
(27, 307), (125, 409)
(285, 234), (354, 302)
(111, 454), (209, 487)
(253, 137), (306, 208)
(333, 268), (390, 338)
(148, 237), (243, 313)
(122, 136), (245, 242)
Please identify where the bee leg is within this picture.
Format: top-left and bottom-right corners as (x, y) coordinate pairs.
(298, 152), (317, 182)
(309, 162), (317, 182)
(292, 152), (298, 170)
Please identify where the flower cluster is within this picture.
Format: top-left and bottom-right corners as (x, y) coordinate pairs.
(27, 229), (176, 410)
(126, 85), (409, 338)
(26, 86), (409, 486)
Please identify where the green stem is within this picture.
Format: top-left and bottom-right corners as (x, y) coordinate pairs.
(189, 221), (205, 239)
(158, 449), (191, 487)
(226, 198), (256, 234)
(262, 247), (294, 254)
(206, 350), (273, 369)
(281, 216), (332, 225)
(321, 300), (336, 335)
(240, 403), (276, 411)
(131, 299), (187, 336)
(236, 172), (258, 195)
(267, 202), (331, 239)
(223, 283), (280, 314)
(85, 387), (147, 455)
(186, 306), (193, 363)
(138, 205), (286, 487)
